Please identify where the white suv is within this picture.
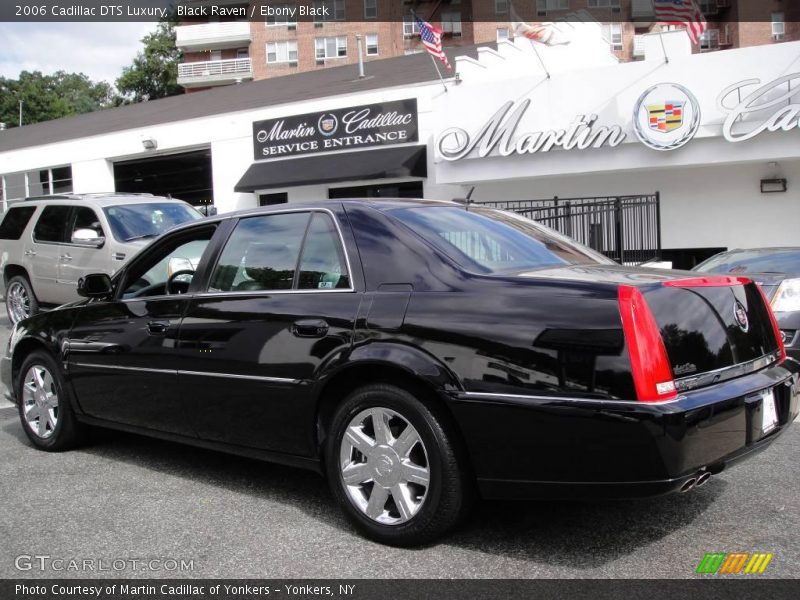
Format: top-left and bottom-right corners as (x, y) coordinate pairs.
(1, 193), (202, 324)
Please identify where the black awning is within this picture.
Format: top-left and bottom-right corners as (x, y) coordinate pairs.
(235, 145), (427, 192)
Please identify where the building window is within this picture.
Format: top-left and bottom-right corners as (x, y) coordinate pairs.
(0, 166), (73, 201)
(772, 13), (785, 40)
(364, 0), (377, 19)
(587, 0), (619, 7)
(699, 29), (720, 52)
(366, 34), (379, 56)
(496, 27), (509, 42)
(236, 48), (249, 59)
(314, 0), (345, 22)
(265, 4), (297, 27)
(404, 49), (423, 55)
(537, 0), (568, 14)
(266, 41), (299, 64)
(495, 0), (509, 15)
(403, 16), (420, 38)
(315, 36), (347, 59)
(210, 50), (222, 62)
(601, 23), (623, 50)
(441, 12), (462, 37)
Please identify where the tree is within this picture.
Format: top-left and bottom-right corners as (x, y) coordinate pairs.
(0, 71), (116, 128)
(116, 21), (183, 103)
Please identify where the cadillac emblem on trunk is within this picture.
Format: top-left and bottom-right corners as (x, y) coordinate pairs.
(734, 300), (749, 333)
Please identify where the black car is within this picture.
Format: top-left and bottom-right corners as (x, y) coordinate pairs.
(3, 200), (798, 546)
(694, 248), (800, 364)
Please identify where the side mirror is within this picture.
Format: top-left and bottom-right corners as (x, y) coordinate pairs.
(72, 228), (105, 248)
(77, 273), (113, 299)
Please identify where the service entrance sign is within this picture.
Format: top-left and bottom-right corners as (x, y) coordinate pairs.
(253, 99), (418, 160)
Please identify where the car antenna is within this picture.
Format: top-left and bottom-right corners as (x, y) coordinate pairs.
(454, 186), (476, 211)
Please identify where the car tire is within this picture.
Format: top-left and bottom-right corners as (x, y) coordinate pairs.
(17, 350), (87, 451)
(325, 383), (469, 546)
(5, 275), (39, 325)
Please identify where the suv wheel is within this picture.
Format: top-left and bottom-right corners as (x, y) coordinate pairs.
(6, 275), (38, 325)
(325, 384), (469, 546)
(17, 351), (86, 451)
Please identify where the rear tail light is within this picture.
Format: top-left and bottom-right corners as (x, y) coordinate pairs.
(618, 285), (677, 402)
(663, 276), (752, 288)
(756, 284), (787, 364)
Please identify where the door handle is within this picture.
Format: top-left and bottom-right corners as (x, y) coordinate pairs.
(147, 321), (170, 335)
(24, 250), (36, 257)
(61, 254), (73, 262)
(292, 319), (329, 338)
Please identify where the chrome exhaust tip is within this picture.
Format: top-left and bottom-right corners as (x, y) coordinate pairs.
(695, 472), (712, 487)
(680, 478), (697, 493)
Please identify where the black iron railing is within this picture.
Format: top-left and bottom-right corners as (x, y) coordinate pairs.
(478, 194), (662, 265)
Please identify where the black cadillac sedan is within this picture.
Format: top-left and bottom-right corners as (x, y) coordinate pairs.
(3, 200), (798, 546)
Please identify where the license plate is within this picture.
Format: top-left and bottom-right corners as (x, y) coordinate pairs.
(761, 388), (778, 434)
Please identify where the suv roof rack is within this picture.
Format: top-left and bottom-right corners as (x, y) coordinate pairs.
(23, 192), (157, 202)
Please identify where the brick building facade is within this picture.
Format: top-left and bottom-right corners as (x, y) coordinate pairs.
(175, 0), (797, 91)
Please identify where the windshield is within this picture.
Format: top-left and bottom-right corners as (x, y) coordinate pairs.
(388, 206), (611, 274)
(103, 203), (202, 243)
(694, 249), (800, 275)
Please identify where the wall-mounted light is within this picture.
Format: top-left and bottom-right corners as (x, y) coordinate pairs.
(761, 178), (787, 193)
(141, 136), (158, 150)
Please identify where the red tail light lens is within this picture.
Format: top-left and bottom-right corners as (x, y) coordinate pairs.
(618, 285), (677, 402)
(663, 276), (752, 288)
(756, 283), (787, 364)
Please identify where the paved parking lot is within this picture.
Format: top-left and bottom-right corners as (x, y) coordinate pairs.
(0, 313), (798, 579)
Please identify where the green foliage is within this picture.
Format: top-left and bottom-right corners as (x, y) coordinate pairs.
(116, 21), (183, 103)
(0, 71), (116, 128)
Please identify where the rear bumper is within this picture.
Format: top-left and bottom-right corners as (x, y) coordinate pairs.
(449, 363), (798, 500)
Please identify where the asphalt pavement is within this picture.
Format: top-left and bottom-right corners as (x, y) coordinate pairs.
(0, 313), (798, 579)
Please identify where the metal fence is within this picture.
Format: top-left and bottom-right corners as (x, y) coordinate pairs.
(478, 194), (662, 265)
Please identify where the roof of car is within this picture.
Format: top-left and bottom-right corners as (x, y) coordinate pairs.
(725, 247), (800, 252)
(20, 193), (193, 207)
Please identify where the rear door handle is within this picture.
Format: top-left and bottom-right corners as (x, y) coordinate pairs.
(24, 250), (36, 257)
(147, 321), (170, 335)
(292, 319), (329, 338)
(61, 254), (73, 262)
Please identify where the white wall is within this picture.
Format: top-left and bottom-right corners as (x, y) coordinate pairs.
(465, 159), (800, 250)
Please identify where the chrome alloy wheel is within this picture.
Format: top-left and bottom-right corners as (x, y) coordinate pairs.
(339, 407), (430, 525)
(21, 365), (59, 439)
(6, 281), (31, 324)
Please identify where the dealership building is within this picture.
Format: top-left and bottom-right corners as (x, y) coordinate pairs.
(0, 28), (798, 267)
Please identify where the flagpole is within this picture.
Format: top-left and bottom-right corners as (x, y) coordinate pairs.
(529, 41), (551, 79)
(429, 53), (449, 93)
(657, 28), (670, 64)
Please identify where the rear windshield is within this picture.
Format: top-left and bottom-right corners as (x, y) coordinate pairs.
(695, 250), (800, 275)
(103, 203), (202, 243)
(0, 206), (36, 240)
(388, 206), (611, 274)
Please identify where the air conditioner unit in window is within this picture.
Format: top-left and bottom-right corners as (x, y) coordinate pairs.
(314, 22), (323, 28)
(288, 24), (296, 30)
(316, 59), (325, 65)
(289, 61), (298, 67)
(537, 11), (546, 16)
(612, 7), (621, 13)
(773, 33), (785, 41)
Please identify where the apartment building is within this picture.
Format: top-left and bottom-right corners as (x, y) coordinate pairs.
(175, 0), (798, 91)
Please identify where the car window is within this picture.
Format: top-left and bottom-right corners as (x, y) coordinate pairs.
(69, 207), (104, 243)
(694, 250), (800, 274)
(297, 213), (350, 290)
(120, 227), (215, 299)
(389, 206), (609, 274)
(32, 205), (72, 243)
(0, 206), (36, 240)
(103, 202), (202, 243)
(209, 212), (310, 293)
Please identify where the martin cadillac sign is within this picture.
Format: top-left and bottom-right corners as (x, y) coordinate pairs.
(253, 99), (418, 160)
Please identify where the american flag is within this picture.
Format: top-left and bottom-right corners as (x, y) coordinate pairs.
(654, 0), (708, 45)
(414, 14), (452, 70)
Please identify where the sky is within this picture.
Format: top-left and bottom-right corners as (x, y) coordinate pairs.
(0, 22), (157, 85)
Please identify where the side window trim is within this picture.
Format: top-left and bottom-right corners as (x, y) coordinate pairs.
(201, 207), (355, 296)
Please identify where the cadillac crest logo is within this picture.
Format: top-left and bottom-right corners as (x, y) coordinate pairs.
(634, 83), (701, 151)
(734, 300), (749, 333)
(317, 113), (338, 136)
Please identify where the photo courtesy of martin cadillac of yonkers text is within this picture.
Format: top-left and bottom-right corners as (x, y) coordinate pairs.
(0, 0), (798, 597)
